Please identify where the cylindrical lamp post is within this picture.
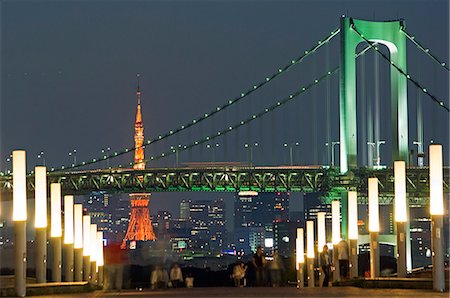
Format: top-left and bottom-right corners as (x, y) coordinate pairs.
(35, 166), (47, 283)
(317, 212), (326, 286)
(429, 144), (445, 292)
(306, 221), (315, 287)
(394, 161), (407, 277)
(296, 228), (304, 288)
(82, 215), (91, 281)
(348, 191), (358, 278)
(368, 178), (380, 278)
(50, 183), (62, 282)
(90, 224), (98, 284)
(73, 204), (83, 281)
(13, 151), (27, 297)
(63, 195), (74, 281)
(96, 231), (104, 286)
(331, 200), (341, 282)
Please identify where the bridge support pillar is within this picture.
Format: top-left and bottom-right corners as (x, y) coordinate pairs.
(74, 248), (83, 281)
(369, 232), (379, 278)
(35, 228), (47, 283)
(51, 237), (62, 282)
(340, 192), (348, 241)
(339, 16), (408, 173)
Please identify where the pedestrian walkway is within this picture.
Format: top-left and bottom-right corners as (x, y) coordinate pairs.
(27, 286), (448, 298)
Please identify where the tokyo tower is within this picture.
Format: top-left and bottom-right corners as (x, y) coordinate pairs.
(121, 74), (157, 249)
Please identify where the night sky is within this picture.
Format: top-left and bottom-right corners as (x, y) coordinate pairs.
(1, 1), (449, 219)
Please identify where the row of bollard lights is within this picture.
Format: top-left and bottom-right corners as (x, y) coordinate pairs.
(295, 144), (446, 292)
(11, 150), (104, 297)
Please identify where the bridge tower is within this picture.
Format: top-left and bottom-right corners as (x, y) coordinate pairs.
(122, 75), (156, 249)
(338, 17), (411, 271)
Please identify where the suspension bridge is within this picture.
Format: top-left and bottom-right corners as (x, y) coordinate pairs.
(2, 16), (449, 296)
(1, 17), (448, 199)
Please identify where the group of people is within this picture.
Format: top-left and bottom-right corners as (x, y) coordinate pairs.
(150, 263), (193, 289)
(232, 246), (284, 287)
(319, 239), (350, 287)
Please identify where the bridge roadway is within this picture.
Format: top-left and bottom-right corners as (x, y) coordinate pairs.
(0, 166), (448, 203)
(25, 287), (448, 298)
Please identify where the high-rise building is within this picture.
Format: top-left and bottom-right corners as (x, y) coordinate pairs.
(233, 191), (289, 254)
(180, 200), (191, 220)
(189, 200), (210, 250)
(122, 76), (156, 249)
(156, 210), (172, 239)
(86, 191), (113, 236)
(208, 199), (226, 251)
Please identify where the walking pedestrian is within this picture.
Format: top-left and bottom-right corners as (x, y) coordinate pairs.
(170, 263), (183, 288)
(252, 246), (266, 286)
(319, 244), (331, 287)
(337, 239), (349, 280)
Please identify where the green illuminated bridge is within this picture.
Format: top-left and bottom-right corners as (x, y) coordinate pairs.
(1, 166), (448, 203)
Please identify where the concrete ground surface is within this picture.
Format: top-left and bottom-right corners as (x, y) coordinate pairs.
(13, 287), (448, 297)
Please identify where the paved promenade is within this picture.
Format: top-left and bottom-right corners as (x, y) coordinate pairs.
(24, 287), (448, 298)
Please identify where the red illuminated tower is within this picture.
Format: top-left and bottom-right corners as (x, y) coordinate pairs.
(122, 75), (156, 249)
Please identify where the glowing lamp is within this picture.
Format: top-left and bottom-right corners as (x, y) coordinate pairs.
(35, 166), (47, 228)
(429, 145), (444, 215)
(96, 231), (104, 267)
(12, 150), (27, 221)
(331, 201), (340, 244)
(50, 183), (62, 237)
(306, 221), (314, 259)
(74, 204), (83, 249)
(348, 191), (358, 240)
(394, 161), (407, 222)
(368, 178), (379, 232)
(295, 228), (304, 269)
(64, 195), (74, 244)
(317, 212), (326, 252)
(90, 224), (97, 262)
(82, 215), (91, 256)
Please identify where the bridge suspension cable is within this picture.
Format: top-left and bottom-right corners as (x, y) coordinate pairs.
(46, 29), (341, 173)
(137, 45), (375, 166)
(351, 22), (450, 113)
(401, 28), (449, 72)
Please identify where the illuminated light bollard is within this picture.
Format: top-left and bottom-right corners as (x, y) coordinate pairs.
(348, 191), (358, 279)
(90, 224), (98, 285)
(13, 151), (27, 297)
(295, 228), (305, 288)
(368, 178), (380, 278)
(331, 200), (341, 282)
(96, 231), (104, 286)
(35, 166), (47, 283)
(317, 212), (326, 286)
(63, 195), (74, 281)
(73, 204), (84, 281)
(50, 183), (62, 282)
(306, 220), (315, 287)
(82, 215), (91, 281)
(429, 144), (445, 292)
(394, 161), (407, 277)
